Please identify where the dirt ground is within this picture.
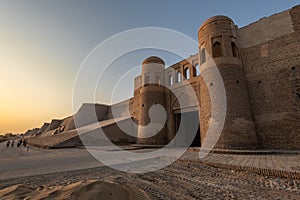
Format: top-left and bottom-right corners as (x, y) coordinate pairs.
(0, 158), (300, 199)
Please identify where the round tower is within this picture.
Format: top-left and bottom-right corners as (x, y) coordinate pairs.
(137, 56), (168, 145)
(198, 16), (258, 149)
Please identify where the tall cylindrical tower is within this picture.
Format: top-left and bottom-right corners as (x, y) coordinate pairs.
(198, 16), (258, 149)
(137, 56), (168, 145)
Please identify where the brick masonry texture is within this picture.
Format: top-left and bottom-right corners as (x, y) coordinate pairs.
(132, 5), (300, 150)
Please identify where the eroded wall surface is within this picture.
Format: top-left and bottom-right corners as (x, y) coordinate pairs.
(239, 6), (300, 149)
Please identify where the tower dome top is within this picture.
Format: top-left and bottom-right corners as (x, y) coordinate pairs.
(142, 56), (165, 65)
(199, 15), (234, 32)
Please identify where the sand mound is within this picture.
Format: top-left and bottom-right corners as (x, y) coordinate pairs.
(0, 180), (152, 200)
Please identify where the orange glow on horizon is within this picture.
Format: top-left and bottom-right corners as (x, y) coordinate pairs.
(0, 33), (74, 134)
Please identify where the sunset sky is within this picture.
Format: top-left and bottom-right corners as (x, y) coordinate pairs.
(0, 0), (299, 134)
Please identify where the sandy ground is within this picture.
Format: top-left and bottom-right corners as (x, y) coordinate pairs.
(1, 142), (300, 199)
(0, 180), (152, 200)
(0, 142), (103, 180)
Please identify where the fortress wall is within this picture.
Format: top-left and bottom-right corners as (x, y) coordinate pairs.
(134, 76), (142, 90)
(132, 89), (140, 120)
(165, 55), (201, 145)
(238, 10), (294, 48)
(59, 116), (75, 132)
(45, 119), (63, 132)
(25, 128), (40, 136)
(137, 86), (168, 145)
(28, 130), (79, 148)
(24, 129), (34, 136)
(167, 78), (202, 146)
(27, 6), (300, 150)
(132, 76), (142, 124)
(198, 15), (258, 149)
(105, 99), (131, 119)
(240, 6), (300, 150)
(102, 118), (136, 144)
(95, 104), (109, 120)
(291, 5), (300, 31)
(73, 103), (109, 128)
(105, 99), (138, 142)
(24, 130), (31, 136)
(38, 123), (50, 134)
(52, 135), (82, 148)
(28, 117), (136, 148)
(131, 90), (140, 137)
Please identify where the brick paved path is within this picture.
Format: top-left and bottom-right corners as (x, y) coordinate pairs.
(182, 149), (300, 179)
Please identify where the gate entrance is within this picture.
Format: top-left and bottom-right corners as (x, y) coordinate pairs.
(174, 111), (200, 147)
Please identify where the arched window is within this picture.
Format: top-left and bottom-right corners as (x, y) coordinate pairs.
(195, 63), (200, 76)
(155, 75), (160, 85)
(200, 48), (206, 64)
(144, 75), (149, 85)
(231, 42), (238, 57)
(184, 68), (190, 80)
(177, 71), (181, 83)
(168, 75), (173, 85)
(213, 41), (222, 58)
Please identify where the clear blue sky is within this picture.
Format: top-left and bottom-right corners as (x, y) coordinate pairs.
(0, 0), (299, 133)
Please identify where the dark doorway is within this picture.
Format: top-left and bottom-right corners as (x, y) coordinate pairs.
(174, 111), (201, 147)
(190, 125), (200, 147)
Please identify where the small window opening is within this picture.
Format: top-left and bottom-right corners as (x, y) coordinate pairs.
(144, 75), (149, 85)
(213, 41), (222, 58)
(169, 75), (173, 85)
(231, 42), (238, 57)
(177, 71), (181, 82)
(184, 68), (190, 80)
(201, 48), (206, 64)
(155, 75), (160, 85)
(195, 64), (200, 76)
